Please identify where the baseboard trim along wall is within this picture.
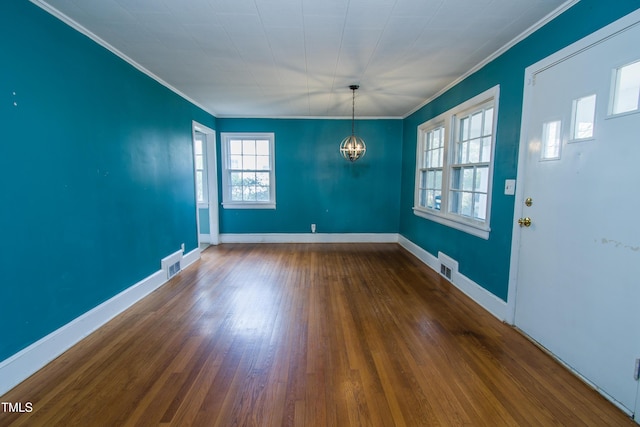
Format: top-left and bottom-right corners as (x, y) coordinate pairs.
(0, 247), (200, 397)
(398, 236), (508, 321)
(219, 233), (400, 244)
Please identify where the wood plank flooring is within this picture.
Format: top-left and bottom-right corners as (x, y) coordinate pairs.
(0, 243), (634, 426)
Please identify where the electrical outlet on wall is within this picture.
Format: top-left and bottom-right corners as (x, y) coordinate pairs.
(311, 224), (317, 233)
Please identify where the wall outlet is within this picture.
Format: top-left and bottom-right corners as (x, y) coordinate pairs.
(181, 243), (185, 253)
(311, 224), (317, 233)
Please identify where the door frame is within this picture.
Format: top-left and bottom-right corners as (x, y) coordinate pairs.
(192, 121), (219, 246)
(506, 8), (640, 326)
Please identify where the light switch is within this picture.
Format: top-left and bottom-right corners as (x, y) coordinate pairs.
(504, 179), (516, 195)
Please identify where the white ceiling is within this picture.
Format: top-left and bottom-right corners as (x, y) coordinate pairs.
(35, 0), (571, 118)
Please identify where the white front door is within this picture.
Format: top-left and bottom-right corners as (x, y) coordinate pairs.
(510, 12), (640, 416)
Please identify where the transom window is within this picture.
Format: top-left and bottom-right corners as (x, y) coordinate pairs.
(414, 86), (499, 239)
(221, 133), (275, 209)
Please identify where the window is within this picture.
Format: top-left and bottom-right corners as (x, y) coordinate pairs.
(221, 133), (275, 209)
(416, 125), (445, 211)
(611, 60), (640, 115)
(194, 131), (207, 203)
(414, 86), (499, 239)
(571, 94), (596, 140)
(541, 120), (562, 160)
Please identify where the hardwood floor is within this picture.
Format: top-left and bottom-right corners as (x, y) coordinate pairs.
(0, 243), (634, 426)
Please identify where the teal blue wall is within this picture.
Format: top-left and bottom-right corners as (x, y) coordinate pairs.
(217, 118), (402, 234)
(399, 0), (640, 301)
(198, 208), (211, 234)
(0, 1), (215, 361)
(2, 0), (637, 366)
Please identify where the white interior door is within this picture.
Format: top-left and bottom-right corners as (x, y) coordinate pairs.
(511, 13), (640, 416)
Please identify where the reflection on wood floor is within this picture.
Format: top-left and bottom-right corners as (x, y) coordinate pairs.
(0, 243), (634, 426)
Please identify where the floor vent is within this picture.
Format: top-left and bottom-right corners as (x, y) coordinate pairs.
(440, 264), (452, 280)
(437, 252), (458, 283)
(161, 249), (184, 280)
(168, 261), (181, 279)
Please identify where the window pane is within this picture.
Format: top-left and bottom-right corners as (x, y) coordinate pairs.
(230, 172), (242, 186)
(195, 155), (203, 170)
(451, 168), (461, 190)
(256, 187), (270, 201)
(474, 194), (487, 220)
(256, 140), (270, 155)
(435, 170), (442, 189)
(573, 94), (596, 139)
(243, 155), (257, 170)
(244, 185), (256, 201)
(475, 166), (489, 192)
(256, 172), (270, 186)
(451, 191), (473, 217)
(481, 137), (491, 162)
(427, 149), (435, 168)
(419, 189), (427, 207)
(542, 120), (562, 160)
(230, 140), (243, 154)
(460, 117), (469, 141)
(483, 108), (494, 136)
(231, 186), (243, 201)
(242, 172), (256, 187)
(420, 170), (427, 188)
(470, 112), (483, 139)
(462, 168), (474, 191)
(256, 155), (270, 170)
(194, 138), (203, 155)
(434, 128), (442, 148)
(434, 191), (441, 210)
(243, 140), (256, 155)
(230, 155), (242, 169)
(458, 142), (468, 164)
(461, 192), (472, 217)
(613, 60), (640, 114)
(468, 139), (480, 163)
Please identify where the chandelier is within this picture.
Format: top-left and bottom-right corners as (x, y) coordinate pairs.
(339, 85), (366, 162)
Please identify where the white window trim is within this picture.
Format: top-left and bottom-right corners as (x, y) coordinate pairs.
(413, 85), (500, 240)
(221, 132), (276, 210)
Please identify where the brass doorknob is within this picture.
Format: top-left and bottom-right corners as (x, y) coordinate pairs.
(518, 217), (532, 227)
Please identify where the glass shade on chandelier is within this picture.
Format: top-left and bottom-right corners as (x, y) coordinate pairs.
(340, 85), (366, 162)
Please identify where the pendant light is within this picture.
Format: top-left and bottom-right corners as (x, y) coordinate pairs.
(339, 85), (366, 162)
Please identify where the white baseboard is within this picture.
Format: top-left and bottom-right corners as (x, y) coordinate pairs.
(398, 236), (507, 321)
(0, 247), (201, 397)
(219, 233), (399, 244)
(182, 248), (200, 269)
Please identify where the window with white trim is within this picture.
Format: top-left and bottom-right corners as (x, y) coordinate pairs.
(414, 86), (499, 239)
(221, 133), (275, 209)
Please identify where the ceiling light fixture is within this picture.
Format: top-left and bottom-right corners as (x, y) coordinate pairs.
(339, 85), (366, 162)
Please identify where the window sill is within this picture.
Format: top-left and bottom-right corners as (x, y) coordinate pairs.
(413, 207), (490, 240)
(222, 202), (276, 210)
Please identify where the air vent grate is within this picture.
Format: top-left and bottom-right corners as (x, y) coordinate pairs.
(168, 261), (181, 279)
(440, 264), (452, 280)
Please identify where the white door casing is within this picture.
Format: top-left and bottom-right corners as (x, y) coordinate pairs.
(507, 10), (640, 418)
(192, 121), (219, 246)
